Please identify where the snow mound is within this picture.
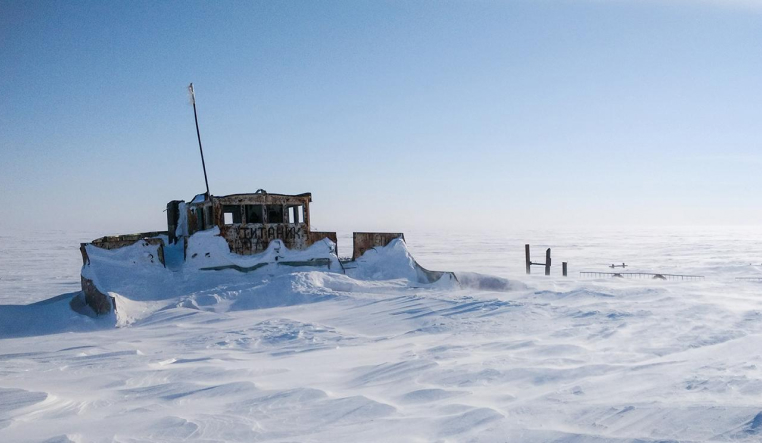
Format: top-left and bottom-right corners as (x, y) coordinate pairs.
(455, 272), (526, 291)
(347, 238), (457, 287)
(7, 230), (524, 337)
(58, 231), (523, 330)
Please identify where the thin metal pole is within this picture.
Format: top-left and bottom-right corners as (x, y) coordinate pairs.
(189, 83), (210, 197)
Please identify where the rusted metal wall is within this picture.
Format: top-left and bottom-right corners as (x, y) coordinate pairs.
(310, 231), (339, 255)
(309, 231), (338, 245)
(166, 200), (182, 244)
(186, 202), (212, 236)
(210, 193), (311, 227)
(90, 232), (166, 250)
(217, 227), (339, 255)
(221, 223), (312, 255)
(352, 232), (405, 260)
(192, 192), (324, 255)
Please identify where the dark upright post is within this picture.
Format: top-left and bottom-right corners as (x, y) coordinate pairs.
(525, 244), (531, 275)
(562, 261), (567, 277)
(189, 83), (210, 198)
(545, 248), (551, 276)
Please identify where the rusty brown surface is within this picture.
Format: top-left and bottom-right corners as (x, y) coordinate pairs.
(183, 191), (312, 239)
(80, 243), (90, 266)
(81, 276), (114, 315)
(216, 225), (338, 255)
(155, 243), (165, 266)
(186, 201), (213, 236)
(214, 192), (311, 205)
(181, 191), (322, 255)
(220, 223), (310, 255)
(309, 231), (338, 246)
(187, 206), (199, 235)
(352, 232), (405, 260)
(91, 232), (166, 249)
(210, 193), (311, 227)
(166, 200), (182, 244)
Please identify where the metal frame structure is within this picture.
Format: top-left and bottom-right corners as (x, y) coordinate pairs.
(579, 272), (704, 281)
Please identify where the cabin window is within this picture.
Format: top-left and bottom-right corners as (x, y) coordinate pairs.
(245, 204), (264, 224)
(287, 205), (305, 224)
(267, 205), (284, 223)
(287, 206), (295, 224)
(222, 205), (242, 225)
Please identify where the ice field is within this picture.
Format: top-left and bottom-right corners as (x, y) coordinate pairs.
(1, 227), (762, 442)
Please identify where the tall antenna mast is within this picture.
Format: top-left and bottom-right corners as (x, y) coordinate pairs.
(188, 83), (210, 197)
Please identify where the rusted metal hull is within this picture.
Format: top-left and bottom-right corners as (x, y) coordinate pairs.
(79, 191), (449, 315)
(80, 276), (114, 315)
(78, 230), (454, 315)
(79, 235), (168, 314)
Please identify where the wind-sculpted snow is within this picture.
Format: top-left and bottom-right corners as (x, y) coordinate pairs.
(2, 228), (762, 441)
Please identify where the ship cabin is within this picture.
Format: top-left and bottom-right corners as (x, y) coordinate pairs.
(166, 190), (338, 256)
(84, 189), (404, 266)
(79, 189), (411, 314)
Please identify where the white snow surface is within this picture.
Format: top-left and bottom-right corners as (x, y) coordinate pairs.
(2, 227), (762, 442)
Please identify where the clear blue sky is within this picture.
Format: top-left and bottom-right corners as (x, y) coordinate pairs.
(1, 0), (761, 234)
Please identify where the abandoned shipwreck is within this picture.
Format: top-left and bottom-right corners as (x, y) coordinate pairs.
(79, 190), (454, 315)
(78, 85), (453, 315)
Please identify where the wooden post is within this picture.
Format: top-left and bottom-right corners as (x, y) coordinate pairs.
(545, 248), (551, 276)
(525, 244), (531, 275)
(562, 262), (567, 277)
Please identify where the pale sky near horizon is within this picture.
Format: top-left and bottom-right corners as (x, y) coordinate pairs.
(1, 0), (761, 234)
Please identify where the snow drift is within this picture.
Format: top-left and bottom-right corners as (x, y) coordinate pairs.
(74, 230), (477, 328)
(3, 228), (762, 442)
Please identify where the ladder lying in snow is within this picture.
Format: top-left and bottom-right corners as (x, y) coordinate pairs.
(579, 272), (704, 281)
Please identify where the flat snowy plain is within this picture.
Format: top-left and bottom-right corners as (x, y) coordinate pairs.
(2, 227), (762, 442)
